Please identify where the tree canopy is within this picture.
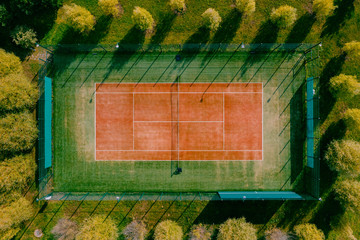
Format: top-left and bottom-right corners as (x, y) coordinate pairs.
(189, 224), (212, 240)
(169, 0), (186, 14)
(217, 218), (257, 240)
(122, 220), (147, 240)
(334, 179), (360, 212)
(0, 49), (23, 78)
(0, 197), (34, 237)
(234, 0), (256, 16)
(313, 0), (336, 18)
(202, 8), (222, 31)
(76, 215), (118, 240)
(325, 140), (360, 177)
(270, 5), (297, 28)
(343, 41), (360, 58)
(0, 73), (38, 113)
(0, 112), (38, 153)
(98, 0), (121, 17)
(0, 154), (36, 193)
(329, 74), (359, 98)
(57, 3), (96, 34)
(344, 108), (360, 140)
(132, 6), (155, 31)
(51, 218), (79, 240)
(154, 220), (183, 240)
(293, 223), (325, 240)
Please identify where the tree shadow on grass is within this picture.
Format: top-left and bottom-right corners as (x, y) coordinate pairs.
(212, 9), (242, 44)
(321, 0), (355, 37)
(59, 15), (113, 44)
(102, 27), (145, 82)
(150, 11), (176, 44)
(319, 54), (345, 123)
(252, 20), (279, 44)
(286, 13), (316, 43)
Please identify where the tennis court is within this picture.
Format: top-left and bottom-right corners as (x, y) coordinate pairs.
(95, 83), (262, 161)
(42, 44), (322, 194)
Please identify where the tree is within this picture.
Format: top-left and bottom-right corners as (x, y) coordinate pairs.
(270, 5), (297, 28)
(132, 7), (155, 31)
(98, 0), (121, 17)
(10, 0), (61, 15)
(0, 5), (9, 27)
(217, 218), (257, 240)
(343, 41), (360, 59)
(293, 224), (325, 240)
(234, 0), (256, 16)
(11, 26), (38, 49)
(202, 8), (222, 31)
(0, 197), (34, 232)
(334, 179), (360, 212)
(0, 49), (23, 78)
(344, 108), (360, 140)
(329, 74), (360, 98)
(312, 0), (336, 18)
(76, 215), (118, 240)
(325, 140), (360, 177)
(122, 220), (147, 240)
(0, 154), (36, 193)
(0, 112), (38, 153)
(265, 228), (292, 240)
(154, 220), (183, 240)
(0, 73), (39, 113)
(57, 4), (96, 34)
(51, 218), (79, 240)
(169, 0), (186, 14)
(189, 224), (212, 240)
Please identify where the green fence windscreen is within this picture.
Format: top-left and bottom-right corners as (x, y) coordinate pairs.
(44, 77), (52, 168)
(218, 191), (303, 200)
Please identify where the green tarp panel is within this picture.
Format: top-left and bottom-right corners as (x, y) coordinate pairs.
(44, 77), (52, 168)
(218, 191), (303, 200)
(307, 77), (314, 168)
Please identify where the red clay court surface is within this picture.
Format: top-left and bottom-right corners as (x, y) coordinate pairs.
(95, 83), (263, 161)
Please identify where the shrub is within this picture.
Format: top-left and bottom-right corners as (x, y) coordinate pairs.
(344, 108), (360, 140)
(169, 0), (186, 14)
(154, 220), (183, 240)
(189, 224), (212, 240)
(329, 74), (360, 98)
(202, 8), (222, 31)
(325, 140), (360, 177)
(313, 0), (336, 18)
(343, 41), (360, 58)
(293, 224), (324, 240)
(0, 154), (36, 192)
(51, 218), (79, 240)
(0, 112), (38, 153)
(265, 228), (292, 240)
(76, 215), (118, 240)
(0, 5), (9, 27)
(270, 5), (297, 28)
(334, 179), (360, 212)
(57, 4), (96, 34)
(132, 7), (154, 31)
(217, 218), (257, 240)
(0, 73), (39, 113)
(0, 49), (23, 78)
(122, 220), (147, 240)
(98, 0), (121, 17)
(0, 197), (34, 231)
(234, 0), (256, 16)
(11, 26), (37, 49)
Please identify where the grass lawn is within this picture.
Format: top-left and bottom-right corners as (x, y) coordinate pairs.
(15, 0), (360, 238)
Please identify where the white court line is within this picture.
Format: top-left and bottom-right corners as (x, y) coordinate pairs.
(223, 92), (225, 150)
(96, 92), (263, 94)
(133, 121), (223, 123)
(133, 92), (135, 150)
(96, 149), (263, 152)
